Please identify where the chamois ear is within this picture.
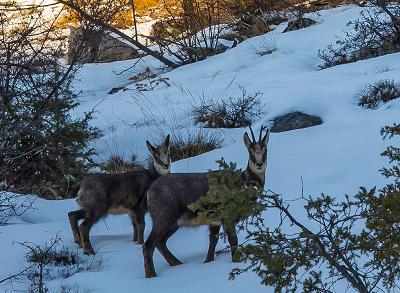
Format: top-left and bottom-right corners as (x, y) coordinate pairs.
(243, 132), (252, 150)
(146, 140), (157, 155)
(261, 129), (270, 145)
(164, 134), (170, 148)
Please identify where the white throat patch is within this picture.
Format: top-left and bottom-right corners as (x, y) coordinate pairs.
(154, 161), (170, 175)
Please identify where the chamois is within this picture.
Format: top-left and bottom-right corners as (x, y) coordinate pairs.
(143, 127), (269, 277)
(68, 135), (171, 255)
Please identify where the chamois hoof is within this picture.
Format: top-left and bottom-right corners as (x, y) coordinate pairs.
(204, 257), (215, 263)
(82, 245), (95, 255)
(83, 247), (95, 255)
(145, 272), (157, 278)
(170, 259), (183, 266)
(133, 237), (144, 244)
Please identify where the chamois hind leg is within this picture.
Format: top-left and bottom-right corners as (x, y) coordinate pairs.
(224, 225), (239, 262)
(68, 209), (85, 247)
(157, 225), (182, 266)
(79, 209), (104, 255)
(131, 206), (146, 244)
(143, 219), (178, 278)
(204, 225), (221, 263)
(143, 229), (158, 278)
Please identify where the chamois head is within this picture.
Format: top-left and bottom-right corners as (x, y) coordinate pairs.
(243, 126), (270, 175)
(146, 135), (171, 176)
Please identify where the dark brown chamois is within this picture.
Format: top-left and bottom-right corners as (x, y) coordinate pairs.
(143, 127), (269, 277)
(68, 135), (171, 255)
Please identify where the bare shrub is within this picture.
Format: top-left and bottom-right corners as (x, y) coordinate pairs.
(0, 192), (35, 226)
(1, 234), (102, 292)
(193, 88), (265, 128)
(169, 129), (223, 161)
(130, 91), (224, 162)
(319, 1), (400, 68)
(225, 0), (312, 39)
(58, 284), (89, 293)
(149, 0), (226, 64)
(357, 80), (400, 109)
(100, 154), (144, 174)
(22, 235), (102, 292)
(129, 67), (171, 91)
(250, 35), (278, 56)
(135, 77), (171, 91)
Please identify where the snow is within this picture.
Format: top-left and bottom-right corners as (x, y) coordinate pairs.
(1, 4), (400, 292)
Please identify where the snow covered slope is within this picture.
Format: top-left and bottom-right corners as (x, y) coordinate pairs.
(1, 5), (399, 292)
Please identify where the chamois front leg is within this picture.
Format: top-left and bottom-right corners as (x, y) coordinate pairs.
(79, 218), (96, 255)
(204, 225), (221, 263)
(224, 225), (239, 262)
(130, 213), (139, 243)
(68, 209), (85, 247)
(79, 210), (103, 255)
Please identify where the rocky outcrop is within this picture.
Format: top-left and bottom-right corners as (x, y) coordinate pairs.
(67, 27), (140, 64)
(271, 112), (322, 133)
(283, 18), (316, 33)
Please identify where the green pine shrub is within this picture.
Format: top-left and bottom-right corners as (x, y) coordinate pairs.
(0, 4), (100, 199)
(230, 123), (400, 292)
(188, 159), (262, 229)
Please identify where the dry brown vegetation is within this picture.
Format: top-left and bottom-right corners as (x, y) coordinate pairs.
(57, 0), (174, 28)
(57, 0), (350, 29)
(57, 0), (135, 29)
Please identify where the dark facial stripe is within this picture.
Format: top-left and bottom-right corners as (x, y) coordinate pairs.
(154, 157), (170, 168)
(248, 145), (267, 165)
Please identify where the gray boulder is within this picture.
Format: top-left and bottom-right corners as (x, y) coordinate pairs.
(271, 112), (322, 133)
(283, 18), (316, 33)
(183, 43), (230, 62)
(67, 27), (140, 64)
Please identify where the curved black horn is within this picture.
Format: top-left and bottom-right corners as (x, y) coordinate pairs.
(259, 125), (265, 141)
(249, 126), (256, 142)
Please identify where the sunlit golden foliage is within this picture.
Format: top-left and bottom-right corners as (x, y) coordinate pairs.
(56, 0), (167, 28)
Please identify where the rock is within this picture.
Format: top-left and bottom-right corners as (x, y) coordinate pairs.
(215, 43), (230, 54)
(108, 87), (126, 95)
(310, 0), (331, 7)
(220, 31), (239, 41)
(283, 17), (316, 33)
(67, 27), (140, 64)
(183, 43), (229, 62)
(270, 112), (322, 133)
